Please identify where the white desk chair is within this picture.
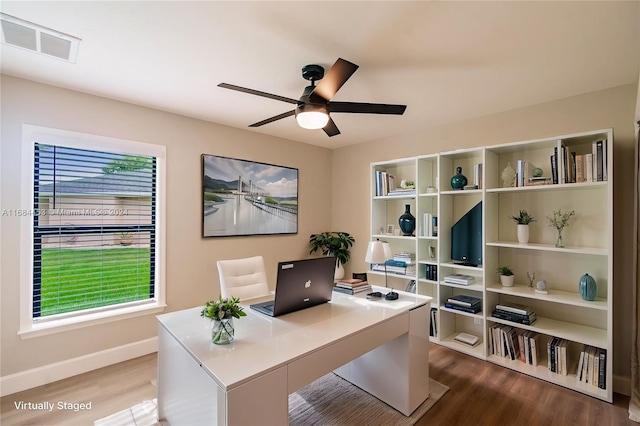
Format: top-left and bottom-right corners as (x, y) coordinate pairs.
(216, 256), (270, 301)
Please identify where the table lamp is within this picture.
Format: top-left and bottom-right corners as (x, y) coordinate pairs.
(365, 239), (398, 300)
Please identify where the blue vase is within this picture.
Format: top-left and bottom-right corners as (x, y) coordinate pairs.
(450, 166), (467, 190)
(579, 273), (597, 301)
(398, 204), (416, 236)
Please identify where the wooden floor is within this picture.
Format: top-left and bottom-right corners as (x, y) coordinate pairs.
(0, 344), (634, 426)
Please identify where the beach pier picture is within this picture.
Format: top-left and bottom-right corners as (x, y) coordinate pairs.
(202, 154), (298, 237)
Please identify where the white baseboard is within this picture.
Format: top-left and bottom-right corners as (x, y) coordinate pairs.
(0, 337), (157, 397)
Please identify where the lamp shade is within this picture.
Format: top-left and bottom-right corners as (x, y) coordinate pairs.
(295, 104), (329, 129)
(365, 240), (392, 264)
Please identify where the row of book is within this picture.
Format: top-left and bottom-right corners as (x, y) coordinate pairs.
(421, 213), (438, 237)
(374, 170), (416, 197)
(423, 264), (438, 281)
(489, 323), (520, 360)
(443, 274), (475, 286)
(547, 337), (569, 376)
(551, 139), (608, 185)
(444, 294), (482, 314)
(491, 302), (537, 325)
(577, 345), (607, 389)
(332, 278), (371, 295)
(518, 331), (541, 366)
(429, 307), (438, 338)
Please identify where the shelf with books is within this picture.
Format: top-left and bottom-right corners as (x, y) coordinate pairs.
(486, 284), (608, 310)
(485, 180), (607, 194)
(486, 316), (607, 349)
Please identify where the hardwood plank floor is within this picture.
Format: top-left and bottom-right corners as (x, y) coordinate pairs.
(0, 344), (633, 425)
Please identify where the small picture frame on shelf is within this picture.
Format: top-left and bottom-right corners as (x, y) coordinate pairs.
(386, 224), (395, 235)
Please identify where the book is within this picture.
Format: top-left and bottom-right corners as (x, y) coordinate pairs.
(444, 303), (481, 314)
(551, 151), (558, 184)
(495, 302), (534, 315)
(447, 294), (482, 307)
(444, 274), (475, 285)
(454, 332), (479, 346)
(337, 278), (364, 285)
(596, 140), (603, 181)
(333, 284), (371, 295)
(491, 310), (536, 325)
(575, 154), (584, 182)
(598, 348), (607, 389)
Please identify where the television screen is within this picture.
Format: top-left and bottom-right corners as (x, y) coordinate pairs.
(451, 201), (482, 266)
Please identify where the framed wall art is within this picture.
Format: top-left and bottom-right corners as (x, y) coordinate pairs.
(202, 154), (298, 237)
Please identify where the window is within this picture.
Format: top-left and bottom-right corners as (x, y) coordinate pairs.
(20, 126), (165, 336)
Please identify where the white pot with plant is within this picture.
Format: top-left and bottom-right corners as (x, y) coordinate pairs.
(309, 232), (355, 280)
(497, 266), (515, 287)
(511, 210), (535, 244)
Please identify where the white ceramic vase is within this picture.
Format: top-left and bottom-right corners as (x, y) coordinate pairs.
(334, 262), (345, 280)
(516, 224), (529, 244)
(500, 275), (515, 287)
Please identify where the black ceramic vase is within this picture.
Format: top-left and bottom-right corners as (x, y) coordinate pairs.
(450, 166), (468, 190)
(398, 204), (416, 236)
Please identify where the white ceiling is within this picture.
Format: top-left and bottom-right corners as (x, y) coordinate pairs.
(1, 1), (638, 149)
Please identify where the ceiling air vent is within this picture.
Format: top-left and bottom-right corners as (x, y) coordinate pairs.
(1, 13), (80, 63)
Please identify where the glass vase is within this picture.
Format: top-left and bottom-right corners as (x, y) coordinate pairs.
(555, 229), (564, 248)
(212, 318), (234, 345)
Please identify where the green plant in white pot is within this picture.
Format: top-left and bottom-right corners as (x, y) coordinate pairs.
(497, 265), (515, 287)
(511, 210), (535, 244)
(309, 232), (355, 280)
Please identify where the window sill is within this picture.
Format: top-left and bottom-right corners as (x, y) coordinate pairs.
(18, 303), (167, 339)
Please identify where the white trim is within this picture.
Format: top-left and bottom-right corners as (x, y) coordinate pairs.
(0, 337), (157, 397)
(19, 124), (167, 335)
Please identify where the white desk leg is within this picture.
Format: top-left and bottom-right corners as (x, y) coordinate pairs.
(157, 326), (226, 425)
(344, 304), (430, 416)
(227, 366), (288, 426)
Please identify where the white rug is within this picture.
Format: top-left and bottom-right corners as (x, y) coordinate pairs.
(95, 374), (448, 426)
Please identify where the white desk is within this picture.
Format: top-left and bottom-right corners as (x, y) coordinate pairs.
(157, 287), (432, 425)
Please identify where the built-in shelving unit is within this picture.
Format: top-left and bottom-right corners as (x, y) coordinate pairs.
(369, 129), (613, 402)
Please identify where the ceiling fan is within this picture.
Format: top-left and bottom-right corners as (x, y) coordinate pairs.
(218, 58), (407, 137)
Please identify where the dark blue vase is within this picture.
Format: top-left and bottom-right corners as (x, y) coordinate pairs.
(450, 166), (468, 190)
(398, 204), (416, 236)
(579, 273), (597, 301)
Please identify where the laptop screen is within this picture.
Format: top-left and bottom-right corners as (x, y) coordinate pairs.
(251, 256), (336, 317)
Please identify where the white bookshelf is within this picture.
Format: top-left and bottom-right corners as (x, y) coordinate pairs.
(369, 129), (613, 402)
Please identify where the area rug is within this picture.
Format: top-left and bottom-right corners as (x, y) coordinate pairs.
(289, 373), (448, 426)
(95, 374), (448, 426)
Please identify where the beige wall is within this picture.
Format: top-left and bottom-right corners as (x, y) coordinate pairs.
(0, 75), (332, 376)
(332, 83), (638, 385)
(1, 74), (637, 390)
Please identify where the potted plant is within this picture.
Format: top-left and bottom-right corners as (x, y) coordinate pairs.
(201, 296), (247, 344)
(309, 232), (355, 280)
(497, 266), (515, 287)
(511, 210), (535, 244)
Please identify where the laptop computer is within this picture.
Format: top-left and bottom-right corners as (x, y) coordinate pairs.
(250, 256), (336, 317)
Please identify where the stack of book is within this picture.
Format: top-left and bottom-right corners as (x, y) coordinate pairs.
(491, 302), (537, 325)
(547, 337), (569, 376)
(333, 278), (371, 295)
(444, 294), (482, 314)
(443, 274), (475, 286)
(370, 257), (416, 276)
(576, 345), (606, 389)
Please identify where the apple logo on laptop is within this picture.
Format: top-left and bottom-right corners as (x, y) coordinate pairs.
(305, 280), (311, 288)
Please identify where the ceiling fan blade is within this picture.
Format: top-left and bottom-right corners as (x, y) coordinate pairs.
(328, 101), (407, 115)
(311, 58), (359, 102)
(218, 83), (299, 105)
(249, 110), (295, 127)
(323, 117), (341, 137)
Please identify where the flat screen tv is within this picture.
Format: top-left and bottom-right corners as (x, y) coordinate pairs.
(451, 201), (482, 267)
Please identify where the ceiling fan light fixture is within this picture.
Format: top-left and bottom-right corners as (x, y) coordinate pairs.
(295, 104), (329, 130)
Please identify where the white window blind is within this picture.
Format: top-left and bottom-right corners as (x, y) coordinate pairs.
(32, 143), (157, 320)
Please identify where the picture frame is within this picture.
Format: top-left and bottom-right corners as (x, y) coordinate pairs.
(386, 224), (395, 235)
(202, 154), (298, 237)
